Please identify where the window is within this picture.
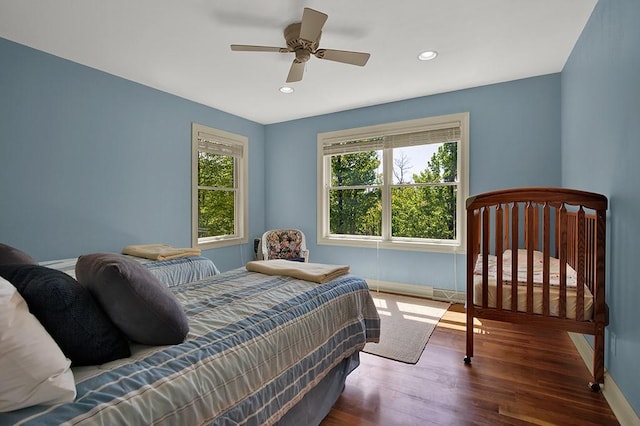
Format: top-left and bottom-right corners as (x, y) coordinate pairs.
(192, 123), (248, 249)
(317, 113), (469, 253)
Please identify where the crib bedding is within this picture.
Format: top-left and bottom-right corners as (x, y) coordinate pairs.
(472, 276), (593, 319)
(475, 249), (578, 286)
(473, 249), (593, 319)
(40, 255), (220, 286)
(1, 268), (380, 426)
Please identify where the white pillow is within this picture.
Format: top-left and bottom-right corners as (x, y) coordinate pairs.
(0, 277), (76, 412)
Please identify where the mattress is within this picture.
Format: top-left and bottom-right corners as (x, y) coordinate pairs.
(1, 268), (380, 425)
(473, 249), (593, 320)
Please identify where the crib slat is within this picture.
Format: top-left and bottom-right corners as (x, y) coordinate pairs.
(511, 203), (519, 312)
(482, 206), (490, 308)
(533, 203), (540, 250)
(526, 202), (535, 314)
(585, 216), (595, 293)
(542, 203), (551, 316)
(496, 205), (504, 311)
(576, 208), (586, 321)
(504, 203), (511, 250)
(567, 214), (577, 269)
(559, 205), (568, 318)
(554, 207), (560, 259)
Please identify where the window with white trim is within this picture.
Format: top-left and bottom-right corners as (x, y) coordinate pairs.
(192, 123), (248, 249)
(317, 113), (469, 252)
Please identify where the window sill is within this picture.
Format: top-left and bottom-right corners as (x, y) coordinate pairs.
(196, 236), (248, 250)
(317, 236), (464, 254)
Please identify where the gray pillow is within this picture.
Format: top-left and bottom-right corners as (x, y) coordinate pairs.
(0, 243), (37, 265)
(75, 253), (189, 345)
(0, 264), (131, 366)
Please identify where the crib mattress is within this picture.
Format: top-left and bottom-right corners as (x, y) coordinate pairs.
(473, 275), (593, 320)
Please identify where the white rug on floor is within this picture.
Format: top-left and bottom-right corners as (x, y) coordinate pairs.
(363, 291), (450, 364)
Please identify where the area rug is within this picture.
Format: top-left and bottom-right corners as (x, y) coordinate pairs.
(363, 291), (450, 364)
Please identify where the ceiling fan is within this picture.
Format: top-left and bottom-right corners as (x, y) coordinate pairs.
(230, 8), (371, 83)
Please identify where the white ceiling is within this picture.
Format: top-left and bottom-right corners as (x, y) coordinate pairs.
(0, 0), (597, 124)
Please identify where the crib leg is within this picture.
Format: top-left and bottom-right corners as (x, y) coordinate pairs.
(464, 314), (473, 365)
(465, 305), (474, 366)
(590, 323), (606, 392)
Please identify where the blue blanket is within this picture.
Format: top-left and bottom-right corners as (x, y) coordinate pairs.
(40, 255), (220, 287)
(1, 268), (379, 425)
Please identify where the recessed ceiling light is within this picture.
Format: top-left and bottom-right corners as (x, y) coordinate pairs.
(279, 86), (294, 94)
(418, 50), (438, 61)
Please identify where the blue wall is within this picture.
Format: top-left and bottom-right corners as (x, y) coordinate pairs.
(0, 37), (266, 272)
(561, 0), (640, 414)
(264, 75), (562, 288)
(0, 37), (562, 288)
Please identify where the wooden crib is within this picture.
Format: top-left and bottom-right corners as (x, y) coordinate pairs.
(464, 187), (608, 390)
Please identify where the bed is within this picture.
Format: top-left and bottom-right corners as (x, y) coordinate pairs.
(39, 254), (221, 286)
(464, 187), (608, 390)
(0, 252), (380, 425)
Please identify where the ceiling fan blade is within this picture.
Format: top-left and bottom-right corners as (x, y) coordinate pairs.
(286, 60), (305, 83)
(230, 44), (287, 53)
(315, 49), (370, 66)
(299, 8), (328, 42)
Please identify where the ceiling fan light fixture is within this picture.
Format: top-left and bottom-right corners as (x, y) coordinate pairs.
(418, 50), (438, 61)
(279, 86), (295, 94)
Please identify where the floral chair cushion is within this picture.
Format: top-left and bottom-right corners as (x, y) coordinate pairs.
(263, 229), (307, 261)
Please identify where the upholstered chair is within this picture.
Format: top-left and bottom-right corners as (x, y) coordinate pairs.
(258, 229), (309, 262)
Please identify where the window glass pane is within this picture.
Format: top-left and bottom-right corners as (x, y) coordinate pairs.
(198, 152), (234, 188)
(331, 151), (382, 186)
(198, 189), (235, 238)
(392, 186), (457, 239)
(393, 144), (436, 184)
(329, 188), (381, 236)
(405, 142), (458, 184)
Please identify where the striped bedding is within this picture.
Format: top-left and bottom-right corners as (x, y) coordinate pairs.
(40, 255), (220, 286)
(1, 268), (380, 426)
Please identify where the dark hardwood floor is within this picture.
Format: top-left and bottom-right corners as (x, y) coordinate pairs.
(322, 303), (618, 426)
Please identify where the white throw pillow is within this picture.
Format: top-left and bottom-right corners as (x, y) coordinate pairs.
(0, 277), (76, 412)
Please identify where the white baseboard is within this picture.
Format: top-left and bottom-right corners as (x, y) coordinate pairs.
(568, 333), (640, 426)
(364, 278), (465, 304)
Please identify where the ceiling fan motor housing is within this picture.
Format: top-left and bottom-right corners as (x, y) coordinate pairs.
(285, 22), (320, 63)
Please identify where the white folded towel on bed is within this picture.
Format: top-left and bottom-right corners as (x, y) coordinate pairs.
(122, 244), (201, 261)
(245, 259), (350, 284)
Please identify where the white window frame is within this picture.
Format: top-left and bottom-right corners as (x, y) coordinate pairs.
(191, 123), (248, 249)
(317, 112), (469, 253)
